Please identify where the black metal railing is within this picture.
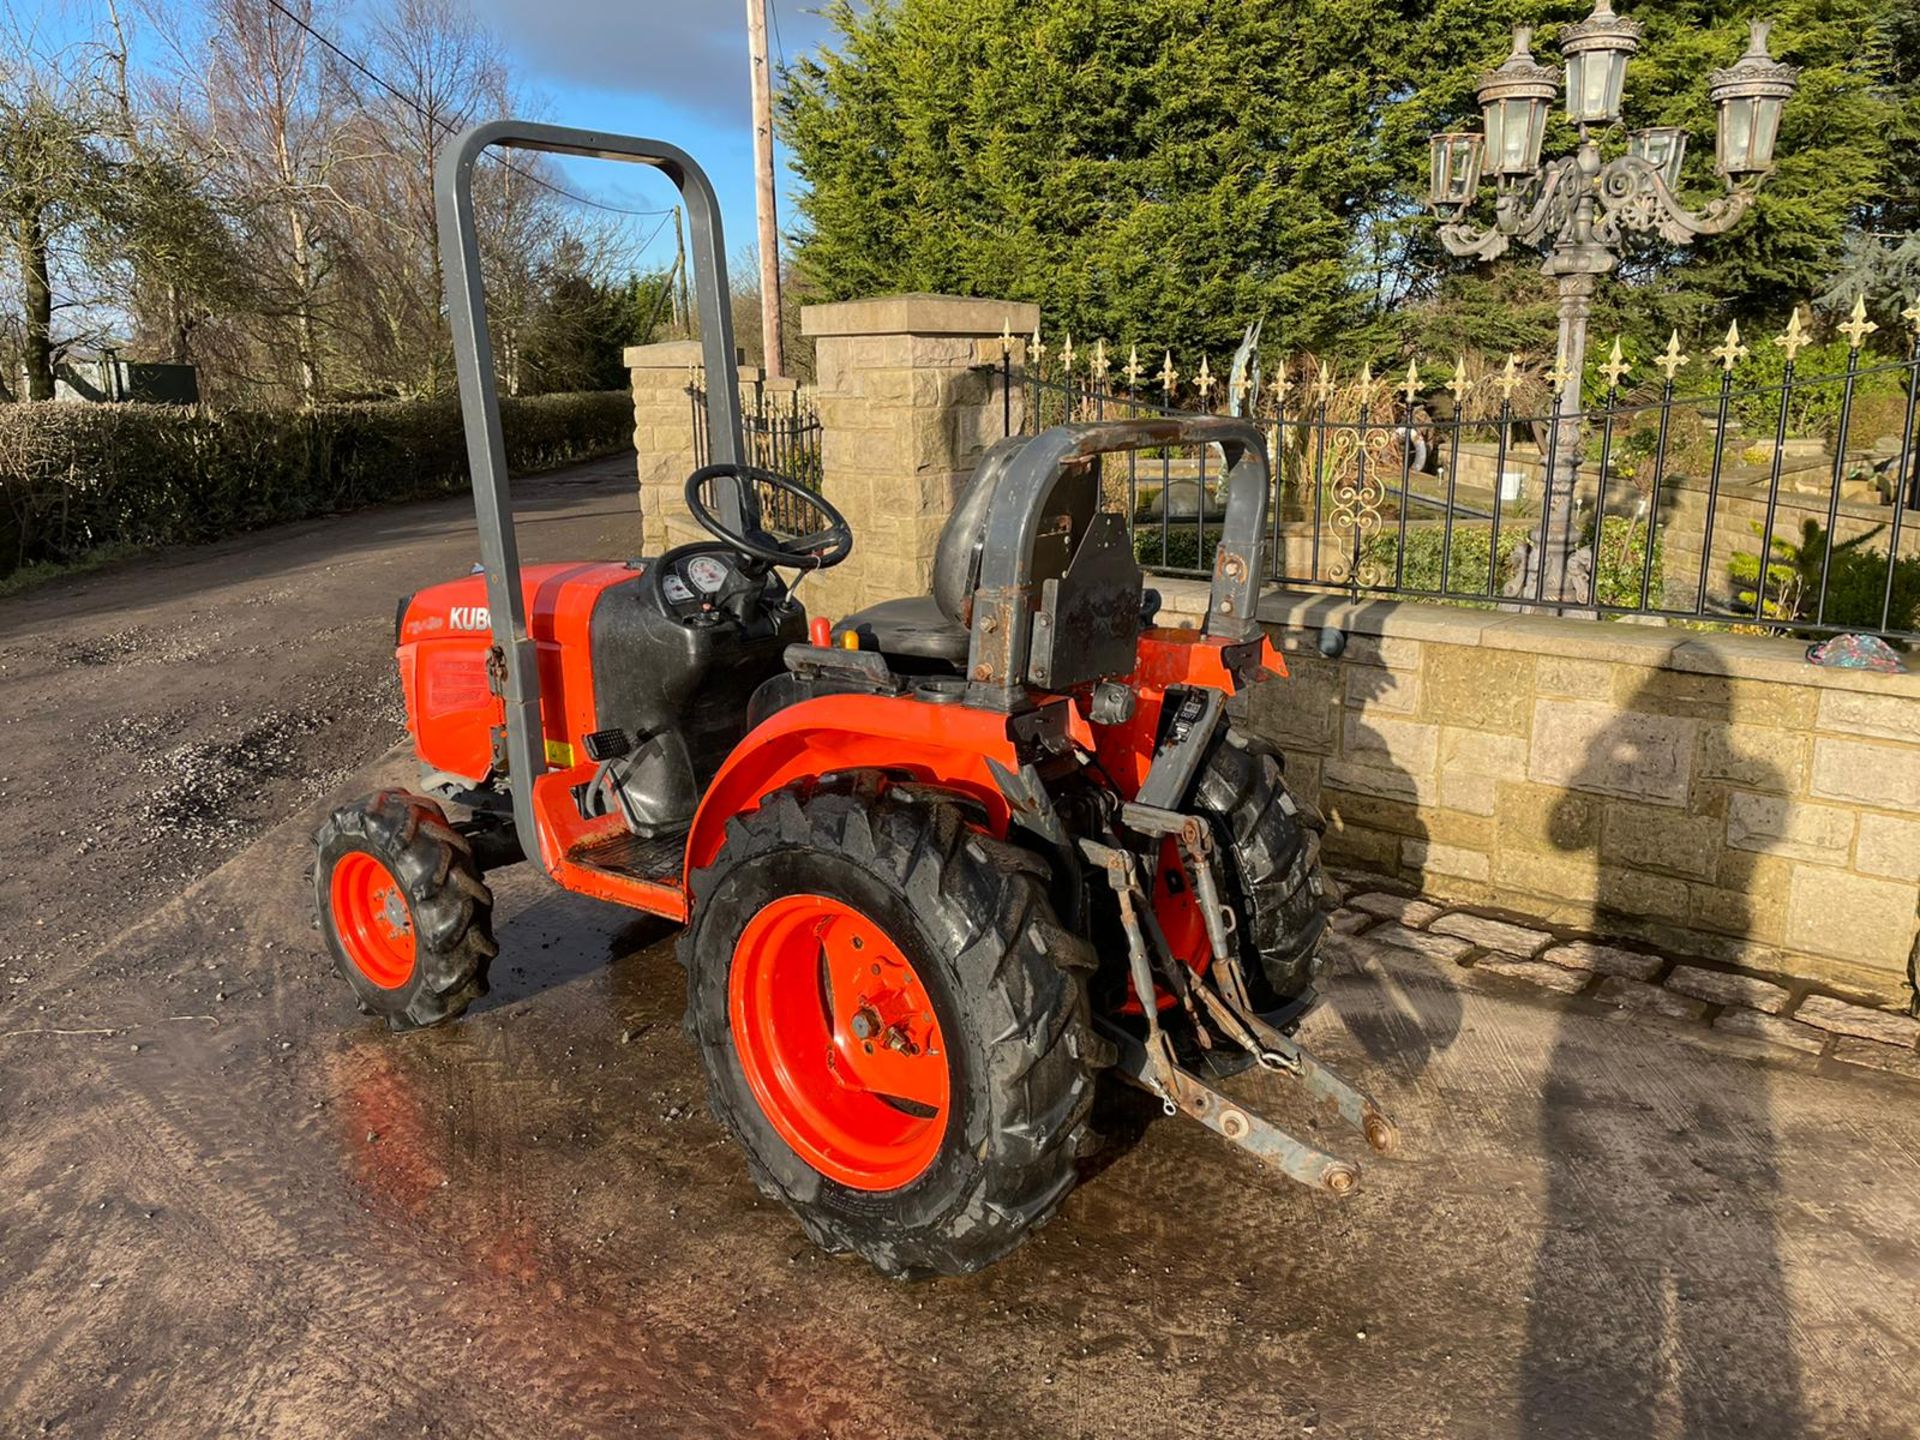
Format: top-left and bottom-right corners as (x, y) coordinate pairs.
(991, 326), (1920, 641)
(689, 374), (824, 535)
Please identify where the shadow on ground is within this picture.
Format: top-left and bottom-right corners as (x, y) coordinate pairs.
(1522, 670), (1804, 1436)
(2, 755), (1916, 1439)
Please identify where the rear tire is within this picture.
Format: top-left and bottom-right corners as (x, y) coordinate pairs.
(314, 791), (498, 1031)
(1190, 728), (1333, 1010)
(682, 779), (1098, 1278)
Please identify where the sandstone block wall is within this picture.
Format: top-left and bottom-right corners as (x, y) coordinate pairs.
(1156, 582), (1920, 1002)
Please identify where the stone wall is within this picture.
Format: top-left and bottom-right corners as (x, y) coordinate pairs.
(1153, 582), (1920, 1003)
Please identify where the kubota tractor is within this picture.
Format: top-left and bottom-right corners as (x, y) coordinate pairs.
(313, 121), (1395, 1277)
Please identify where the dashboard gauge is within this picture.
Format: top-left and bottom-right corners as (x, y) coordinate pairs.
(662, 572), (694, 603)
(686, 555), (730, 594)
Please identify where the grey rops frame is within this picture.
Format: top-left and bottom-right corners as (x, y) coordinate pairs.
(435, 119), (744, 862)
(963, 416), (1271, 709)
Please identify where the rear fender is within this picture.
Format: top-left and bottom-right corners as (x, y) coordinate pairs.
(684, 693), (1025, 875)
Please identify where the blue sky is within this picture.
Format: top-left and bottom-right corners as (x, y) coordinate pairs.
(17, 0), (837, 274)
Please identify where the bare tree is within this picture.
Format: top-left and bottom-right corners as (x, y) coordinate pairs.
(153, 0), (352, 405)
(328, 0), (506, 396)
(104, 0), (243, 368)
(0, 0), (657, 406)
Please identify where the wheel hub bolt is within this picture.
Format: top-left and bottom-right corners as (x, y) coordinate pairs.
(850, 1007), (880, 1041)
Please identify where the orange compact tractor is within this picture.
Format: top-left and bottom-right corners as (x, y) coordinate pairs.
(313, 122), (1395, 1276)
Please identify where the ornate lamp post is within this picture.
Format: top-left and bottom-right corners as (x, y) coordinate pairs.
(1427, 6), (1798, 608)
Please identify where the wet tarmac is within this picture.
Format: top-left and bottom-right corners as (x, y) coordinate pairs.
(3, 462), (1918, 1438)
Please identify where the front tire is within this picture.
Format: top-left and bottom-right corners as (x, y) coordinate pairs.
(682, 780), (1098, 1278)
(313, 791), (498, 1030)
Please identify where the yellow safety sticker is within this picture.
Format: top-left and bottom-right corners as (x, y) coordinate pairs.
(544, 738), (576, 768)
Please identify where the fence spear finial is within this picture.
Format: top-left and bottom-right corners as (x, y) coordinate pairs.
(1194, 355), (1214, 404)
(1159, 350), (1179, 397)
(1655, 329), (1688, 381)
(1840, 294), (1879, 350)
(1124, 343), (1143, 387)
(1448, 355), (1469, 405)
(1402, 359), (1421, 405)
(1031, 323), (1045, 371)
(1498, 354), (1519, 402)
(1355, 362), (1376, 407)
(1271, 366), (1291, 408)
(1546, 356), (1576, 393)
(1001, 316), (1012, 357)
(1905, 298), (1920, 337)
(1090, 338), (1109, 384)
(1061, 330), (1076, 378)
(1772, 307), (1809, 362)
(1712, 321), (1749, 371)
(1317, 359), (1334, 403)
(1600, 336), (1631, 390)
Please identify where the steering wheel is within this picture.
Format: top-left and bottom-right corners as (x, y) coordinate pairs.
(683, 463), (852, 572)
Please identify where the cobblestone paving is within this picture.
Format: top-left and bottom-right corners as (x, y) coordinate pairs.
(1326, 869), (1920, 1082)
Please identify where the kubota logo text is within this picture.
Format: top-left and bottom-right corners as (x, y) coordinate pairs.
(449, 605), (491, 631)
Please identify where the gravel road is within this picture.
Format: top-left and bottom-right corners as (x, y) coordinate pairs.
(2, 458), (1916, 1439)
(0, 457), (639, 966)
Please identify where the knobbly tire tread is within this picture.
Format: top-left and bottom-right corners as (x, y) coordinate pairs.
(681, 777), (1099, 1278)
(1190, 728), (1333, 1009)
(314, 790), (499, 1031)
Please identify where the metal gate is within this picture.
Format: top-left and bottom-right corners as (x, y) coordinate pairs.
(688, 372), (823, 534)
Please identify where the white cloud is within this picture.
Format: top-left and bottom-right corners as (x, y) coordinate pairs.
(469, 0), (835, 120)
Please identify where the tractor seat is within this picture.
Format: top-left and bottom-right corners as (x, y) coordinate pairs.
(830, 437), (1095, 671)
(833, 595), (969, 663)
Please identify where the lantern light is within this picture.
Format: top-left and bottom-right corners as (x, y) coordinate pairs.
(1628, 126), (1689, 189)
(1708, 20), (1798, 177)
(1477, 27), (1560, 178)
(1561, 0), (1644, 126)
(1428, 132), (1485, 208)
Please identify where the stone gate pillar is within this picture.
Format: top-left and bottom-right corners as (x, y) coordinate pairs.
(625, 338), (741, 553)
(799, 294), (1037, 620)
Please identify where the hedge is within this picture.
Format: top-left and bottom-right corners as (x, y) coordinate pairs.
(0, 390), (634, 579)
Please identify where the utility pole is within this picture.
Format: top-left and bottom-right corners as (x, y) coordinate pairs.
(671, 205), (690, 333)
(746, 0), (785, 377)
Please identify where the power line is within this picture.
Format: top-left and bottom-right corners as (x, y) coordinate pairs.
(767, 0), (787, 71)
(256, 0), (676, 223)
(630, 209), (674, 260)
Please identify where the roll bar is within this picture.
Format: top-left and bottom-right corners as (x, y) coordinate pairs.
(964, 416), (1270, 707)
(436, 120), (742, 857)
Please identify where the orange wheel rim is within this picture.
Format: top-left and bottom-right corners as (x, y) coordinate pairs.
(729, 894), (950, 1192)
(330, 852), (417, 990)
